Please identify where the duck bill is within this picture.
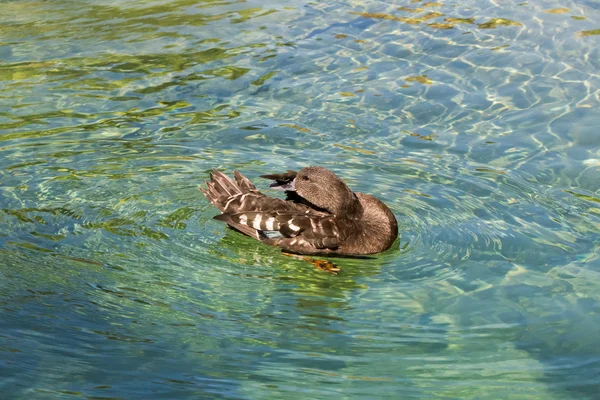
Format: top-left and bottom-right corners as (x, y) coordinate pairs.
(269, 178), (296, 191)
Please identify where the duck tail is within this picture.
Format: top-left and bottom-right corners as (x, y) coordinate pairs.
(233, 170), (257, 192)
(200, 170), (255, 211)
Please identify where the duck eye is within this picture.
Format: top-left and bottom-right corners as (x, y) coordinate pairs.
(302, 175), (310, 181)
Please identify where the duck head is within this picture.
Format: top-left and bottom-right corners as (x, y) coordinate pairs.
(277, 166), (361, 215)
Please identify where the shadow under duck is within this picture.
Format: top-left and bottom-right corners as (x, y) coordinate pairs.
(201, 166), (398, 256)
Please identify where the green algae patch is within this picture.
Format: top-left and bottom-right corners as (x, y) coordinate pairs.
(429, 22), (454, 29)
(577, 29), (600, 37)
(478, 18), (523, 29)
(333, 144), (376, 155)
(445, 17), (475, 24)
(251, 71), (278, 86)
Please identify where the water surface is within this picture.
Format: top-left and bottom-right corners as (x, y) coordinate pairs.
(1, 0), (599, 398)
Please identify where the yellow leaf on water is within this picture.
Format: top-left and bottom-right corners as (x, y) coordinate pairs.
(405, 75), (433, 84)
(445, 17), (475, 24)
(419, 134), (437, 141)
(279, 124), (311, 133)
(350, 10), (443, 24)
(334, 34), (348, 39)
(429, 22), (454, 29)
(423, 2), (443, 7)
(398, 17), (420, 24)
(411, 11), (445, 22)
(402, 130), (437, 140)
(398, 6), (423, 13)
(350, 11), (402, 21)
(491, 44), (509, 51)
(339, 92), (356, 97)
(544, 8), (569, 14)
(478, 18), (523, 29)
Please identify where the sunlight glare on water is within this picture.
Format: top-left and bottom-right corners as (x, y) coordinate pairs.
(1, 0), (599, 398)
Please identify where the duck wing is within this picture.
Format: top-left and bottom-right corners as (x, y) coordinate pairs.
(201, 169), (306, 213)
(202, 170), (329, 242)
(200, 170), (256, 212)
(214, 211), (345, 253)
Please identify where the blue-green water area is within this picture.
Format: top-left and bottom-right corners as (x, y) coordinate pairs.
(1, 0), (599, 398)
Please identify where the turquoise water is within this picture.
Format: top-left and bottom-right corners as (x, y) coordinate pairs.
(1, 0), (599, 398)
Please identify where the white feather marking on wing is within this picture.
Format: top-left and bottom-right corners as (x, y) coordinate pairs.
(238, 193), (249, 208)
(252, 214), (263, 230)
(239, 214), (248, 225)
(265, 217), (275, 231)
(224, 194), (241, 211)
(287, 219), (300, 232)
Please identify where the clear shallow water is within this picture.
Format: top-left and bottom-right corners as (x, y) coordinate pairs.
(1, 0), (599, 398)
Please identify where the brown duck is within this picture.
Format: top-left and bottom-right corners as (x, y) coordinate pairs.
(201, 166), (398, 256)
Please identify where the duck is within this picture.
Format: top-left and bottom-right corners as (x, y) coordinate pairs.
(201, 166), (398, 256)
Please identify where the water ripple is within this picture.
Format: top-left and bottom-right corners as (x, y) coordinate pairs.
(1, 0), (600, 398)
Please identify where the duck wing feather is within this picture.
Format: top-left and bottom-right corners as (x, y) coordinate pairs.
(214, 211), (344, 253)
